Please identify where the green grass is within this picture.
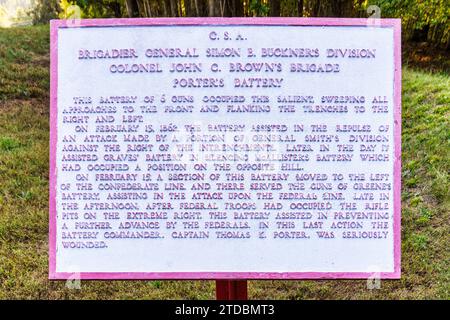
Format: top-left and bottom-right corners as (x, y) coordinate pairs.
(0, 25), (449, 299)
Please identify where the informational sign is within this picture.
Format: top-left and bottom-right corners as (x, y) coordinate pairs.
(49, 18), (401, 279)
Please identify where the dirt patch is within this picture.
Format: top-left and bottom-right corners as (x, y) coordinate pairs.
(32, 54), (50, 68)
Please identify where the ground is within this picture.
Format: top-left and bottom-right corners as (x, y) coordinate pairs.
(0, 25), (448, 299)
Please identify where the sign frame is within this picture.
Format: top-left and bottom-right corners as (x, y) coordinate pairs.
(49, 17), (402, 280)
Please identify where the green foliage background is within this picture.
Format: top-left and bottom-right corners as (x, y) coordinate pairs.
(25, 0), (450, 48)
(0, 24), (448, 299)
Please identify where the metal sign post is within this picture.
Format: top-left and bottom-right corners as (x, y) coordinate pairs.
(216, 280), (248, 300)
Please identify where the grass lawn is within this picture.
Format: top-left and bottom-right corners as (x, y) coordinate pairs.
(0, 25), (448, 299)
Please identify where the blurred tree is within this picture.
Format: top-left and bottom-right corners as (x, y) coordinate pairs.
(270, 0), (280, 16)
(249, 0), (269, 16)
(125, 0), (139, 17)
(28, 0), (449, 49)
(306, 0), (354, 17)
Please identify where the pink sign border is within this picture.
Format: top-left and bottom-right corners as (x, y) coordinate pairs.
(49, 17), (401, 280)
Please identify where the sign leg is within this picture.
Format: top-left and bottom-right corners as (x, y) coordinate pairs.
(215, 280), (248, 300)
